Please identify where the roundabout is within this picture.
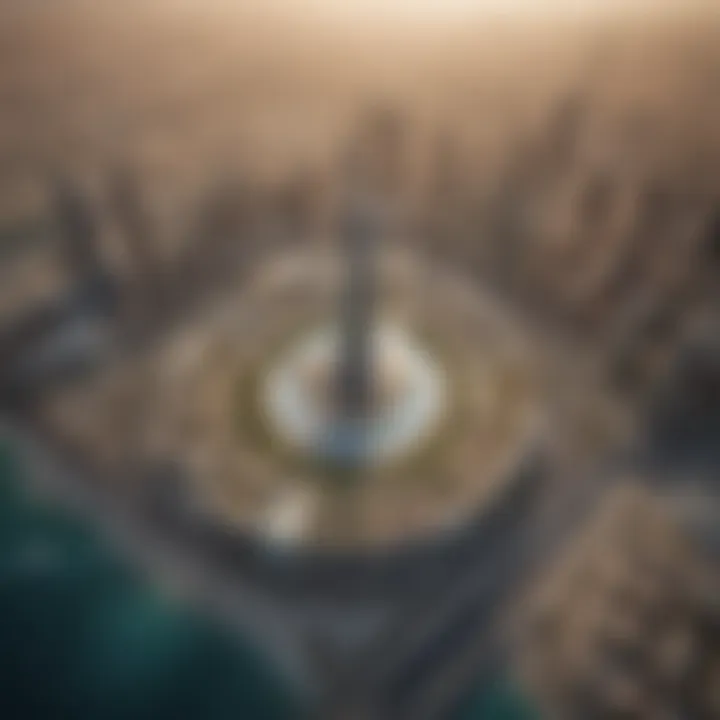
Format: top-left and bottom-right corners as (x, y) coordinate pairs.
(37, 202), (546, 553)
(139, 244), (544, 550)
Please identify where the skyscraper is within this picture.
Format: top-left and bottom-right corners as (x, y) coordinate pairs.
(336, 196), (379, 423)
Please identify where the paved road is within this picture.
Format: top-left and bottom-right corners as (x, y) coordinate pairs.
(324, 450), (630, 720)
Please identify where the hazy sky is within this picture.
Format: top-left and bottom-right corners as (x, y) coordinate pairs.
(298, 0), (704, 23)
(12, 0), (709, 28)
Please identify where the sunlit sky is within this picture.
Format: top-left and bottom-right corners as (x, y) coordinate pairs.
(145, 0), (713, 29)
(303, 0), (687, 22)
(318, 0), (598, 15)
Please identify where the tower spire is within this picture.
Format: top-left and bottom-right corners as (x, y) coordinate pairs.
(336, 194), (379, 422)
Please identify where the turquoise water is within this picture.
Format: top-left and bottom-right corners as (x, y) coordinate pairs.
(0, 442), (304, 720)
(0, 441), (544, 720)
(454, 678), (540, 720)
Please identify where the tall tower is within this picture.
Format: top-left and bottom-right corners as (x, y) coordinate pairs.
(260, 109), (446, 473)
(336, 197), (379, 422)
(333, 104), (400, 427)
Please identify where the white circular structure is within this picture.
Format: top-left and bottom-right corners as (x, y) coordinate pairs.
(261, 323), (448, 466)
(43, 248), (543, 547)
